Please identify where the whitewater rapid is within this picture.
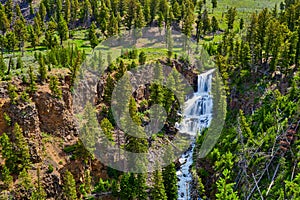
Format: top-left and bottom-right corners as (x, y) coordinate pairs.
(176, 69), (214, 199)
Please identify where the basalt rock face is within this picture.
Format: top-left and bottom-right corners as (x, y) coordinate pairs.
(0, 76), (113, 199)
(172, 60), (198, 92)
(0, 80), (78, 163)
(43, 173), (63, 199)
(1, 100), (42, 163)
(32, 87), (78, 138)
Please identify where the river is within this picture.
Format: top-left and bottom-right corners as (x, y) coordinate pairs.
(176, 70), (214, 199)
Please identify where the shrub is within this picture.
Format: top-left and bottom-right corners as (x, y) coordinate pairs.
(20, 90), (30, 103)
(3, 113), (11, 126)
(7, 83), (18, 104)
(47, 164), (54, 173)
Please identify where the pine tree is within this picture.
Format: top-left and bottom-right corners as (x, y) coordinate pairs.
(0, 133), (15, 178)
(39, 2), (47, 23)
(5, 31), (17, 54)
(124, 0), (137, 30)
(100, 117), (114, 142)
(14, 18), (28, 55)
(0, 34), (6, 55)
(111, 179), (119, 196)
(19, 168), (33, 190)
(103, 74), (114, 104)
(28, 65), (37, 93)
(83, 0), (92, 27)
(49, 76), (62, 98)
(63, 170), (77, 200)
(28, 25), (39, 50)
(296, 26), (300, 66)
(202, 9), (211, 34)
(44, 20), (58, 49)
(4, 0), (13, 22)
(211, 0), (217, 13)
(265, 19), (282, 70)
(7, 83), (18, 104)
(31, 168), (47, 199)
(33, 15), (42, 38)
(136, 173), (148, 199)
(150, 63), (164, 105)
(150, 0), (159, 24)
(239, 109), (253, 141)
(114, 60), (123, 79)
(122, 96), (148, 169)
(226, 7), (237, 30)
(182, 2), (194, 38)
(128, 173), (137, 198)
(108, 14), (118, 36)
(0, 8), (10, 34)
(38, 56), (47, 82)
(285, 173), (300, 199)
(239, 18), (244, 30)
(166, 27), (173, 62)
(134, 3), (146, 29)
(0, 133), (13, 163)
(15, 4), (25, 21)
(56, 0), (63, 21)
(164, 73), (175, 113)
(88, 22), (98, 48)
(257, 8), (270, 63)
(98, 4), (109, 35)
(70, 51), (81, 90)
(196, 7), (202, 43)
(159, 0), (169, 27)
(158, 12), (164, 33)
(151, 168), (167, 200)
(119, 0), (126, 17)
(1, 165), (13, 189)
(211, 16), (219, 33)
(110, 0), (118, 16)
(120, 173), (132, 199)
(84, 169), (92, 194)
(240, 41), (251, 70)
(143, 0), (151, 25)
(162, 163), (178, 200)
(13, 123), (31, 172)
(80, 102), (99, 160)
(30, 3), (34, 16)
(1, 124), (31, 173)
(172, 1), (181, 22)
(0, 55), (7, 76)
(215, 169), (239, 199)
(57, 15), (69, 45)
(64, 0), (71, 24)
(70, 0), (79, 28)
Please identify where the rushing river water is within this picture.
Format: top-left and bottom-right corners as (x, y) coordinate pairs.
(176, 70), (214, 199)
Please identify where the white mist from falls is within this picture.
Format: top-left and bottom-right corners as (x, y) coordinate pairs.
(175, 69), (214, 199)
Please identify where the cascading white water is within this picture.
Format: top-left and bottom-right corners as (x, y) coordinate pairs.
(176, 69), (214, 199)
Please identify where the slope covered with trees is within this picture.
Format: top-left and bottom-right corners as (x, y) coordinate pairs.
(0, 0), (299, 199)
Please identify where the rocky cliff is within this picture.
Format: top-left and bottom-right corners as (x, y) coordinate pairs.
(0, 74), (108, 199)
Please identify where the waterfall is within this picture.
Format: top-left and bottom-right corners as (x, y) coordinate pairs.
(176, 69), (214, 200)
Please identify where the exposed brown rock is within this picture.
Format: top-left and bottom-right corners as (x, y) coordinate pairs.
(42, 173), (63, 199)
(2, 101), (42, 163)
(32, 89), (77, 138)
